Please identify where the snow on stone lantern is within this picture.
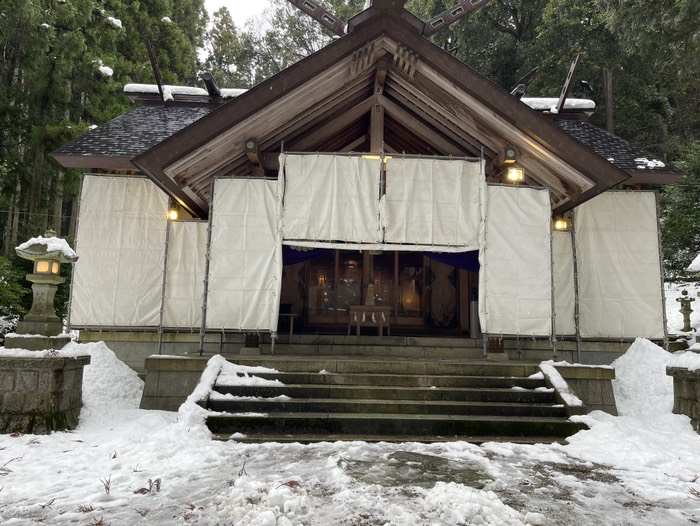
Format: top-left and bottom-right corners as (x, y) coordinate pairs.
(4, 229), (78, 351)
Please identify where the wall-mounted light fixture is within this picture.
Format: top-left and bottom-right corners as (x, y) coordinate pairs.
(167, 206), (179, 221)
(553, 214), (572, 232)
(505, 166), (525, 183)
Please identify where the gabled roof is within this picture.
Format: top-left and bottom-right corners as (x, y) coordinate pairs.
(132, 4), (632, 218)
(53, 2), (680, 219)
(52, 106), (214, 171)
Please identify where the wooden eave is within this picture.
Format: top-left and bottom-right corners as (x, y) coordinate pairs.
(623, 169), (683, 185)
(51, 154), (135, 171)
(134, 6), (631, 219)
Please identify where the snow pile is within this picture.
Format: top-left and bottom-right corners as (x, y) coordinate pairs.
(62, 341), (143, 411)
(687, 253), (700, 273)
(611, 337), (673, 417)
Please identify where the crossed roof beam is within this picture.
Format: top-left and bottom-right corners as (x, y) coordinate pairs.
(286, 0), (490, 37)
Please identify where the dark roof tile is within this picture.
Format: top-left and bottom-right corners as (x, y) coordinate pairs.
(554, 119), (680, 175)
(53, 106), (213, 160)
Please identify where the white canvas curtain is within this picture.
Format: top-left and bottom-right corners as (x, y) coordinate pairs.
(280, 154), (381, 244)
(206, 178), (282, 332)
(162, 221), (207, 328)
(479, 185), (552, 336)
(280, 153), (484, 251)
(552, 231), (576, 336)
(71, 175), (168, 327)
(575, 192), (665, 339)
(383, 157), (484, 250)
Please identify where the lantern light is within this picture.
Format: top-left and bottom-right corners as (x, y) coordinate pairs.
(168, 207), (179, 221)
(34, 258), (60, 275)
(553, 215), (572, 232)
(505, 166), (524, 183)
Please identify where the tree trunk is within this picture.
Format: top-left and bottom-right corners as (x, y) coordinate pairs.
(52, 171), (64, 235)
(603, 68), (614, 133)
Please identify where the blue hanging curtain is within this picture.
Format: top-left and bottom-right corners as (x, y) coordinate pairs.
(424, 250), (480, 272)
(282, 246), (333, 266)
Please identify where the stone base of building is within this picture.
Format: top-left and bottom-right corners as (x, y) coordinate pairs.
(3, 333), (71, 352)
(667, 366), (700, 432)
(0, 356), (90, 434)
(552, 364), (617, 415)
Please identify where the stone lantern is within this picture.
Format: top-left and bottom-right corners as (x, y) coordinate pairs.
(0, 231), (90, 434)
(4, 229), (78, 351)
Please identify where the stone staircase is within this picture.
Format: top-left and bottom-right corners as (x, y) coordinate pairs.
(204, 356), (586, 444)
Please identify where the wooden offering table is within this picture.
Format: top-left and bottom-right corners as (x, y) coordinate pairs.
(347, 305), (391, 336)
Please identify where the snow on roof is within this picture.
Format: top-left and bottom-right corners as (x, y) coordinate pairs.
(635, 157), (666, 170)
(521, 97), (596, 112)
(124, 83), (247, 99)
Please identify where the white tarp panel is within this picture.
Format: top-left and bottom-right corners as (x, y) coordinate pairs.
(479, 186), (552, 336)
(280, 154), (381, 244)
(162, 221), (207, 328)
(383, 158), (484, 250)
(71, 176), (168, 327)
(575, 192), (665, 339)
(552, 231), (576, 336)
(207, 178), (282, 332)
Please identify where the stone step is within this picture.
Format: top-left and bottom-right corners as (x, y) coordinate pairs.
(227, 357), (541, 377)
(213, 384), (556, 404)
(207, 397), (567, 417)
(212, 433), (569, 445)
(267, 344), (487, 359)
(249, 371), (546, 389)
(206, 412), (585, 438)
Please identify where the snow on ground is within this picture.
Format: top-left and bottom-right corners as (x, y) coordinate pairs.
(0, 341), (699, 524)
(2, 289), (700, 523)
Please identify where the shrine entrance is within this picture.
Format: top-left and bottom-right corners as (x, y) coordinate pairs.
(280, 250), (480, 335)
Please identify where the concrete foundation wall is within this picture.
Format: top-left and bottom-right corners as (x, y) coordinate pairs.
(667, 367), (700, 432)
(553, 364), (617, 415)
(0, 356), (91, 434)
(140, 356), (210, 411)
(78, 331), (246, 374)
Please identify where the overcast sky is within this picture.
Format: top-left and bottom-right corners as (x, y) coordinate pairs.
(204, 1), (272, 27)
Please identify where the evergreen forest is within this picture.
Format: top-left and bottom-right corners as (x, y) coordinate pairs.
(1, 0), (699, 318)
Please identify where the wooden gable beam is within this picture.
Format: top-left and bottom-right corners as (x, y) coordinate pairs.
(384, 75), (494, 157)
(378, 95), (465, 156)
(284, 96), (376, 151)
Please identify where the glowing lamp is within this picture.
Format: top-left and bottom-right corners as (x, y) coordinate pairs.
(168, 207), (179, 221)
(553, 214), (572, 232)
(34, 259), (61, 275)
(505, 166), (524, 183)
